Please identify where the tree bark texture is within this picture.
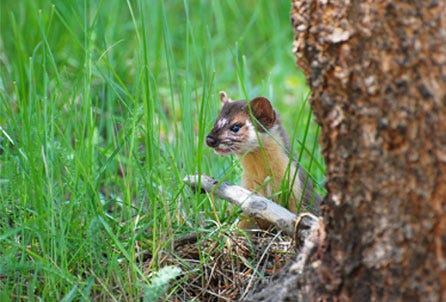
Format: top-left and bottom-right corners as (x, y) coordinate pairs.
(248, 1), (446, 301)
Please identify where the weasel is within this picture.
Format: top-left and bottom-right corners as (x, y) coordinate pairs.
(206, 91), (322, 229)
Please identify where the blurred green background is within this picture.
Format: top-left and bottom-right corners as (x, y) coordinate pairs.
(0, 0), (323, 300)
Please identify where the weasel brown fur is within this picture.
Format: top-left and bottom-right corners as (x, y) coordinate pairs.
(206, 91), (322, 229)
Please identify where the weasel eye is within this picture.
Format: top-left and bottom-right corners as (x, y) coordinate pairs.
(229, 124), (242, 133)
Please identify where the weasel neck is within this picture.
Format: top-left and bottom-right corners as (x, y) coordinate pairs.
(239, 135), (292, 191)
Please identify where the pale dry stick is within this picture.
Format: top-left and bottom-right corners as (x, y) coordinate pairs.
(183, 174), (318, 238)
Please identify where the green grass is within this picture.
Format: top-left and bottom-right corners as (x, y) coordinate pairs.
(0, 0), (325, 300)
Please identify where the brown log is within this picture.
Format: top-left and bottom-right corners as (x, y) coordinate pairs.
(245, 0), (446, 301)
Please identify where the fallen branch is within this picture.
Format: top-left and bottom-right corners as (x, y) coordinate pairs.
(183, 174), (318, 238)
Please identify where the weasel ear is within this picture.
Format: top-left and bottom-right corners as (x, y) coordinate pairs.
(219, 91), (231, 105)
(249, 97), (276, 129)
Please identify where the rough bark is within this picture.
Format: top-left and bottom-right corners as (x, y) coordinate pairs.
(246, 0), (446, 301)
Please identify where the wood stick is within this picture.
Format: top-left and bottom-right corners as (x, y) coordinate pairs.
(183, 174), (318, 237)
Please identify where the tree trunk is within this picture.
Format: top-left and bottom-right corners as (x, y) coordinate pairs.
(246, 1), (446, 300)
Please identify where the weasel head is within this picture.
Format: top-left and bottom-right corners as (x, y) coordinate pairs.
(206, 92), (277, 156)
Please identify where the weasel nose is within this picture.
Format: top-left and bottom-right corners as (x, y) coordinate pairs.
(206, 135), (218, 147)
